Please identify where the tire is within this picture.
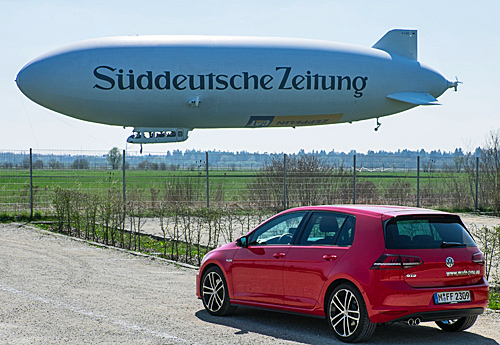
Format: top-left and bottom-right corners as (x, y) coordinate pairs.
(327, 283), (376, 343)
(201, 266), (236, 316)
(435, 316), (477, 332)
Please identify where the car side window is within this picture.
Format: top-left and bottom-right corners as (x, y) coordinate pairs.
(299, 212), (355, 246)
(248, 212), (306, 246)
(336, 215), (356, 246)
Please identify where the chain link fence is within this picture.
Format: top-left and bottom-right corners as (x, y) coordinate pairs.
(0, 148), (490, 217)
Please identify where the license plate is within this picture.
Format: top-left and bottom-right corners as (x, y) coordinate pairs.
(434, 290), (471, 304)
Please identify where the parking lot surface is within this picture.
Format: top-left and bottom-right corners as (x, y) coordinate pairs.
(1, 223), (499, 344)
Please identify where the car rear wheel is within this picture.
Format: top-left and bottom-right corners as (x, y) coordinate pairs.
(327, 283), (376, 343)
(435, 316), (477, 332)
(201, 266), (236, 316)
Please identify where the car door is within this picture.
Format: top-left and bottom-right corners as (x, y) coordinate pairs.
(283, 212), (355, 309)
(231, 211), (307, 305)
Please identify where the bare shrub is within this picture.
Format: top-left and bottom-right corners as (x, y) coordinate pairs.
(384, 176), (412, 206)
(162, 176), (204, 206)
(248, 155), (349, 210)
(441, 161), (473, 210)
(129, 201), (147, 251)
(479, 131), (500, 212)
(420, 180), (442, 208)
(53, 187), (71, 233)
(84, 194), (99, 241)
(156, 200), (172, 257)
(247, 156), (284, 210)
(356, 181), (379, 204)
(470, 224), (500, 281)
(53, 186), (123, 244)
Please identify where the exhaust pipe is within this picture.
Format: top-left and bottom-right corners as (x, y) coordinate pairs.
(407, 318), (421, 326)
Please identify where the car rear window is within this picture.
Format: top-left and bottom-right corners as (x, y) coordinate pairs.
(384, 216), (476, 249)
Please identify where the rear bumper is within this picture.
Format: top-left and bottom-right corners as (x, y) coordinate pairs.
(388, 307), (484, 324)
(366, 278), (489, 324)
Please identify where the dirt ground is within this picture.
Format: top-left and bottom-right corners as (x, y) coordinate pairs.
(126, 212), (500, 249)
(1, 222), (500, 345)
(459, 213), (500, 231)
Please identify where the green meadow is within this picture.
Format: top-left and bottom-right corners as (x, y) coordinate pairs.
(0, 167), (477, 214)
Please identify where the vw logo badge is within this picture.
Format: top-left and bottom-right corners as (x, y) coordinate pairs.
(446, 257), (454, 268)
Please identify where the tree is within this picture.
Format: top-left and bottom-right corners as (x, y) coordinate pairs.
(48, 159), (64, 169)
(72, 158), (89, 169)
(138, 160), (150, 170)
(22, 157), (30, 169)
(33, 159), (44, 169)
(107, 147), (122, 170)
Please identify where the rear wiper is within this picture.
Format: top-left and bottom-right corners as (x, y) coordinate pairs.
(441, 242), (467, 248)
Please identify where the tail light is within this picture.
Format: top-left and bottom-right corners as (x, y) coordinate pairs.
(472, 252), (485, 265)
(371, 254), (423, 270)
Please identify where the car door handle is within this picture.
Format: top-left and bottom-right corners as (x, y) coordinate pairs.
(273, 252), (286, 258)
(323, 254), (338, 261)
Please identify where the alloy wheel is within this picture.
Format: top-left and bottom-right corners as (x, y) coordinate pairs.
(329, 288), (361, 338)
(202, 271), (225, 313)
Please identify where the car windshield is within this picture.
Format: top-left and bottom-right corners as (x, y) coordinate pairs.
(384, 216), (476, 249)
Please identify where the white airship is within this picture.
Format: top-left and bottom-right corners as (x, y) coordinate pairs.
(16, 29), (459, 144)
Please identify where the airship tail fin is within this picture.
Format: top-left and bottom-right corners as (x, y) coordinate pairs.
(372, 29), (418, 60)
(386, 92), (440, 105)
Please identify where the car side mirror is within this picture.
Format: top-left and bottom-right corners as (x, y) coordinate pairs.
(236, 236), (248, 248)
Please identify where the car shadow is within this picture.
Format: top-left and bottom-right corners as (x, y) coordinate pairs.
(195, 307), (498, 344)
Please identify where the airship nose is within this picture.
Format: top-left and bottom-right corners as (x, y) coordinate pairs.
(17, 62), (39, 102)
(16, 50), (114, 125)
(16, 57), (55, 108)
(16, 65), (27, 95)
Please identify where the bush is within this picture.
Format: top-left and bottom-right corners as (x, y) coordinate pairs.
(248, 155), (350, 210)
(471, 224), (500, 281)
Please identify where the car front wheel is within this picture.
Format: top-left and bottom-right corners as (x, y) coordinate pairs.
(327, 283), (376, 343)
(201, 266), (236, 316)
(435, 316), (478, 332)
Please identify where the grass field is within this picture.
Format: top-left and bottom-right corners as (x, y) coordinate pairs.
(0, 167), (478, 214)
(0, 168), (260, 212)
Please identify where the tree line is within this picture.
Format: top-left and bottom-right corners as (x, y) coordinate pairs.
(0, 145), (487, 171)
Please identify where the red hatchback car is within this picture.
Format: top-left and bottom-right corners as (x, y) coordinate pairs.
(196, 205), (489, 342)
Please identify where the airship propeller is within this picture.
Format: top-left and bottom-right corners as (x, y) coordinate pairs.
(451, 77), (462, 92)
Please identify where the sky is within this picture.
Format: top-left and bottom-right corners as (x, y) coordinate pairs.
(2, 0), (499, 155)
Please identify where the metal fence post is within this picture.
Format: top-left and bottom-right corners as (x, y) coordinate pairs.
(283, 153), (287, 210)
(30, 148), (33, 219)
(122, 149), (126, 228)
(353, 154), (356, 204)
(122, 149), (126, 204)
(475, 156), (479, 212)
(417, 156), (420, 207)
(206, 151), (210, 209)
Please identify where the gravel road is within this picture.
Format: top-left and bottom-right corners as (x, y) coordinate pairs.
(1, 223), (499, 345)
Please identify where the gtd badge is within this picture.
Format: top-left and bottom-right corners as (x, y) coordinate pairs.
(446, 257), (454, 268)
